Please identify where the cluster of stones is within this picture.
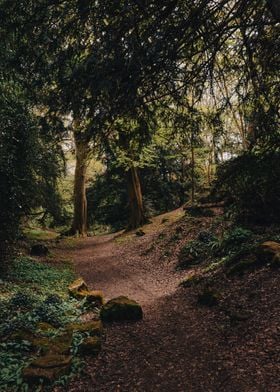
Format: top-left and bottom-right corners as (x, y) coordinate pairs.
(21, 277), (143, 385)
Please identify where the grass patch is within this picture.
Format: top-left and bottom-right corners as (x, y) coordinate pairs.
(23, 227), (59, 241)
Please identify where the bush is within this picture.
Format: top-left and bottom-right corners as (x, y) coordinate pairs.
(213, 152), (280, 224)
(0, 83), (65, 266)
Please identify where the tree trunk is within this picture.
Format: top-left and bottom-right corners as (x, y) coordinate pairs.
(127, 165), (146, 230)
(71, 131), (90, 236)
(190, 136), (195, 206)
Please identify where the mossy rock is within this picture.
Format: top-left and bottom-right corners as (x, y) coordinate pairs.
(21, 331), (73, 355)
(37, 322), (56, 333)
(197, 288), (220, 307)
(100, 296), (143, 322)
(256, 241), (280, 263)
(68, 278), (88, 298)
(271, 253), (280, 268)
(78, 336), (101, 356)
(22, 354), (72, 384)
(135, 229), (145, 237)
(75, 289), (104, 307)
(65, 320), (103, 336)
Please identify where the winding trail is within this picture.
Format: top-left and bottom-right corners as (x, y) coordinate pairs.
(54, 211), (280, 392)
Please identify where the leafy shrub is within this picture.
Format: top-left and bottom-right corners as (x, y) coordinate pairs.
(213, 152), (280, 224)
(219, 227), (252, 252)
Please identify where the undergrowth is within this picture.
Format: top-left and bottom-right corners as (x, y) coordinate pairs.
(179, 223), (280, 275)
(0, 256), (85, 391)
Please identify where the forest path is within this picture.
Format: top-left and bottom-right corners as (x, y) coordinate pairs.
(54, 208), (271, 392)
(56, 210), (220, 392)
(58, 208), (185, 307)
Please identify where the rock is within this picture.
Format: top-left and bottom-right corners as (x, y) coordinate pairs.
(257, 241), (280, 263)
(135, 229), (145, 236)
(30, 243), (49, 256)
(68, 278), (88, 298)
(65, 320), (103, 336)
(74, 289), (104, 306)
(197, 288), (220, 307)
(101, 296), (143, 322)
(78, 336), (101, 356)
(50, 333), (73, 355)
(271, 253), (280, 268)
(22, 354), (72, 384)
(37, 322), (56, 332)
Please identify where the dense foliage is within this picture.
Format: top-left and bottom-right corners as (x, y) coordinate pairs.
(214, 152), (280, 224)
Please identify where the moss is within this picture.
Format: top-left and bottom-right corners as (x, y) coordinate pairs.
(256, 241), (280, 263)
(65, 320), (103, 336)
(22, 354), (72, 384)
(75, 289), (104, 306)
(37, 322), (56, 332)
(101, 296), (143, 322)
(68, 278), (88, 298)
(78, 336), (101, 356)
(180, 274), (203, 288)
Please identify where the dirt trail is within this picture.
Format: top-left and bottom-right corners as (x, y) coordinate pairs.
(55, 211), (280, 392)
(63, 232), (180, 306)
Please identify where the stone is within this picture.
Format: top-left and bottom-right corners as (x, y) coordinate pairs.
(78, 336), (101, 356)
(135, 229), (145, 236)
(257, 241), (280, 263)
(30, 243), (49, 256)
(74, 289), (104, 306)
(37, 322), (56, 332)
(272, 253), (280, 268)
(68, 278), (88, 298)
(22, 354), (72, 384)
(65, 320), (103, 336)
(101, 296), (143, 322)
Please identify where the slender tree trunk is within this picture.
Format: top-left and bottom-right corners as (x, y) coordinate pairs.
(71, 131), (90, 236)
(190, 141), (195, 206)
(127, 165), (146, 229)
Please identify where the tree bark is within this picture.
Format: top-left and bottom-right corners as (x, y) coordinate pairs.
(127, 165), (146, 230)
(71, 131), (90, 236)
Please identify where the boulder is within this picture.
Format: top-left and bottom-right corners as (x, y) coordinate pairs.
(22, 354), (72, 384)
(78, 336), (101, 356)
(256, 241), (280, 263)
(30, 243), (49, 256)
(68, 278), (88, 298)
(101, 296), (143, 322)
(65, 320), (103, 336)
